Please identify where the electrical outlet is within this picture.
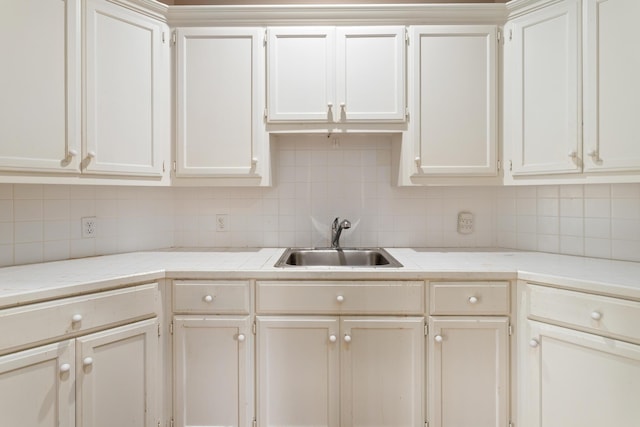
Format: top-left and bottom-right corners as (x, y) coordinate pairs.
(81, 217), (97, 238)
(216, 214), (228, 232)
(457, 211), (474, 234)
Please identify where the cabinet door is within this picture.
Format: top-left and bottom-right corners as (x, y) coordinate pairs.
(267, 27), (335, 122)
(0, 0), (80, 172)
(411, 26), (497, 176)
(84, 0), (164, 176)
(428, 317), (509, 427)
(522, 321), (640, 427)
(76, 318), (159, 427)
(173, 316), (252, 427)
(176, 28), (266, 178)
(335, 26), (406, 122)
(256, 316), (340, 427)
(340, 317), (424, 427)
(506, 0), (581, 175)
(583, 0), (640, 172)
(0, 340), (75, 427)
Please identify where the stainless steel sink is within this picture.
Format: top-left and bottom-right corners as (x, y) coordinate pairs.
(274, 248), (403, 268)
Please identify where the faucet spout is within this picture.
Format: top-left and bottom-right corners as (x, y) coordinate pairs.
(331, 217), (351, 248)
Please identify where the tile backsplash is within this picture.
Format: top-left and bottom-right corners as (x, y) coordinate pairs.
(1, 134), (639, 266)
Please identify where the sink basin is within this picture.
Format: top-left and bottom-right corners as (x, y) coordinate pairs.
(274, 248), (403, 268)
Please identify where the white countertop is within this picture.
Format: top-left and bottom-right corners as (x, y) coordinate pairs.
(1, 247), (639, 308)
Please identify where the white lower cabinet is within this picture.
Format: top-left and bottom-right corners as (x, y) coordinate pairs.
(256, 316), (424, 427)
(0, 318), (159, 427)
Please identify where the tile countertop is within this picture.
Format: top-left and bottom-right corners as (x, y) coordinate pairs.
(0, 247), (640, 308)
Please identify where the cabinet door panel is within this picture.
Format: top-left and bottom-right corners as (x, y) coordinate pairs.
(340, 317), (424, 427)
(412, 26), (497, 175)
(257, 316), (339, 427)
(76, 319), (158, 427)
(0, 340), (75, 427)
(84, 0), (162, 176)
(173, 316), (252, 427)
(267, 27), (335, 122)
(524, 321), (640, 427)
(0, 0), (80, 172)
(507, 0), (581, 175)
(583, 0), (640, 172)
(429, 317), (509, 427)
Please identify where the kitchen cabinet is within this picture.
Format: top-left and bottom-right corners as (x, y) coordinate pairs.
(518, 282), (640, 427)
(267, 26), (406, 123)
(505, 0), (640, 182)
(172, 281), (253, 427)
(175, 27), (269, 185)
(0, 0), (80, 173)
(255, 280), (424, 427)
(409, 26), (498, 177)
(427, 281), (511, 427)
(83, 0), (168, 177)
(0, 283), (161, 427)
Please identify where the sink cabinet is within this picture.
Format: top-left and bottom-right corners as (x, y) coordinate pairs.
(255, 280), (424, 427)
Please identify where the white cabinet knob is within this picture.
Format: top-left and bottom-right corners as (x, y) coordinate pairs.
(60, 363), (71, 373)
(203, 295), (214, 303)
(251, 157), (258, 167)
(340, 102), (346, 109)
(590, 311), (602, 321)
(68, 149), (78, 157)
(568, 150), (577, 158)
(237, 334), (246, 342)
(344, 334), (352, 343)
(529, 339), (539, 348)
(87, 151), (96, 159)
(83, 357), (94, 367)
(468, 296), (478, 304)
(72, 314), (83, 323)
(328, 102), (333, 109)
(336, 295), (344, 303)
(434, 335), (443, 343)
(329, 334), (337, 343)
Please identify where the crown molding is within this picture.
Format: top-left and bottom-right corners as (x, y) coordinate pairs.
(108, 0), (170, 22)
(506, 0), (566, 20)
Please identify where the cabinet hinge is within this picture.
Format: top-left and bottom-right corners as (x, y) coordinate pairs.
(169, 321), (174, 335)
(157, 324), (161, 337)
(497, 159), (501, 171)
(497, 30), (501, 43)
(162, 161), (165, 173)
(252, 321), (257, 335)
(263, 30), (267, 46)
(171, 31), (177, 46)
(264, 108), (268, 120)
(405, 28), (410, 46)
(162, 32), (166, 44)
(253, 419), (257, 427)
(509, 324), (513, 336)
(172, 161), (177, 172)
(170, 418), (174, 427)
(405, 107), (410, 121)
(509, 422), (514, 427)
(424, 322), (429, 336)
(425, 421), (429, 427)
(509, 29), (513, 41)
(509, 160), (513, 171)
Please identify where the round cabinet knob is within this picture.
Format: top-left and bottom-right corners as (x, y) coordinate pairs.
(328, 102), (334, 109)
(87, 151), (97, 159)
(340, 102), (346, 109)
(329, 334), (337, 343)
(68, 149), (78, 157)
(60, 363), (71, 373)
(336, 295), (345, 303)
(71, 314), (83, 323)
(237, 334), (246, 342)
(568, 150), (577, 158)
(468, 296), (479, 304)
(344, 334), (352, 343)
(203, 295), (214, 303)
(83, 357), (94, 367)
(529, 339), (540, 348)
(590, 311), (602, 321)
(434, 335), (443, 343)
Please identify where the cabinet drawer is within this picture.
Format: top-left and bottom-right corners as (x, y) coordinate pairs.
(256, 281), (424, 314)
(430, 281), (510, 315)
(173, 281), (251, 314)
(527, 284), (640, 343)
(0, 283), (159, 354)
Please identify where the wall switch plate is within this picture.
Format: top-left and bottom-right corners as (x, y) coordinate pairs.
(216, 214), (228, 232)
(457, 211), (474, 234)
(81, 217), (97, 238)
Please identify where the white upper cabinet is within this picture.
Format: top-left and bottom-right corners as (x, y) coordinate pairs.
(583, 0), (640, 173)
(0, 0), (80, 173)
(84, 0), (166, 177)
(410, 26), (498, 176)
(175, 27), (268, 183)
(267, 26), (406, 123)
(505, 0), (581, 176)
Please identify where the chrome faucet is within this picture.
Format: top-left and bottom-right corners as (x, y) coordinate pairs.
(331, 217), (351, 248)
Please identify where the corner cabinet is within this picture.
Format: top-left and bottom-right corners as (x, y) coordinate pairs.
(174, 28), (270, 185)
(409, 26), (498, 177)
(266, 26), (406, 123)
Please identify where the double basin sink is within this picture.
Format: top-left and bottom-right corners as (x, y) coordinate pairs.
(275, 247), (403, 268)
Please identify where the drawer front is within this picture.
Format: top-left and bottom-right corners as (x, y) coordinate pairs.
(527, 284), (640, 343)
(0, 283), (159, 354)
(430, 281), (510, 315)
(256, 281), (424, 314)
(173, 281), (251, 314)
